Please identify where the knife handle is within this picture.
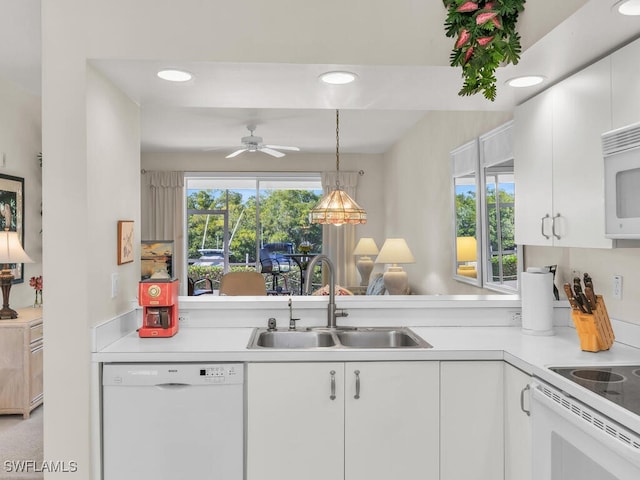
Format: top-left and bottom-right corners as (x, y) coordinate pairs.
(579, 293), (592, 314)
(584, 286), (597, 309)
(563, 283), (581, 311)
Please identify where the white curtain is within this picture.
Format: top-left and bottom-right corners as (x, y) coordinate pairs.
(141, 171), (185, 291)
(320, 171), (360, 287)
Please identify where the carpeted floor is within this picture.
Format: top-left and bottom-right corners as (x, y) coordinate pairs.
(0, 406), (43, 480)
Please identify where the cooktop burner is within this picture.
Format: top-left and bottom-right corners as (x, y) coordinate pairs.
(550, 366), (640, 416)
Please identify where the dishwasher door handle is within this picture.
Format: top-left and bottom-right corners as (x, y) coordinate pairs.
(154, 383), (192, 390)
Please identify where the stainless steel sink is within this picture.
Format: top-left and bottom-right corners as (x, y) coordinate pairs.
(335, 328), (431, 348)
(247, 327), (432, 349)
(253, 330), (336, 348)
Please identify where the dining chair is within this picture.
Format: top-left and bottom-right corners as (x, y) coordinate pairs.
(219, 271), (267, 296)
(259, 242), (294, 294)
(188, 277), (214, 296)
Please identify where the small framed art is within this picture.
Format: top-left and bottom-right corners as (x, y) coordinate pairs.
(117, 220), (134, 265)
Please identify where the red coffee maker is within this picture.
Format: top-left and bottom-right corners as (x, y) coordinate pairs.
(138, 279), (180, 337)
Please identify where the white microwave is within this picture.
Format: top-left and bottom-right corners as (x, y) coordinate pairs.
(602, 122), (640, 239)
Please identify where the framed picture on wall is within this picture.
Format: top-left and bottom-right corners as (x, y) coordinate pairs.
(0, 173), (25, 283)
(117, 220), (135, 265)
(141, 240), (174, 280)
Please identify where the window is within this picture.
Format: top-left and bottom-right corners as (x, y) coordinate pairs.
(451, 121), (521, 293)
(185, 174), (323, 287)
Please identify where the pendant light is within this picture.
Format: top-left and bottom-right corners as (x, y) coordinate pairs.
(309, 110), (367, 226)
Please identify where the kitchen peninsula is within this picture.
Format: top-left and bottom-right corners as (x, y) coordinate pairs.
(93, 296), (640, 480)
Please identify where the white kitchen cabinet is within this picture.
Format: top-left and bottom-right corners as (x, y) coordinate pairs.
(612, 37), (640, 129)
(514, 57), (613, 248)
(440, 361), (504, 480)
(247, 361), (439, 480)
(514, 89), (554, 247)
(504, 363), (532, 480)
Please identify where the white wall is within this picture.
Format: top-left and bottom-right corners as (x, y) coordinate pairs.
(525, 246), (640, 326)
(383, 110), (512, 294)
(0, 75), (41, 307)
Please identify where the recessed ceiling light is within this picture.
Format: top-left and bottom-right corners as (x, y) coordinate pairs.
(506, 75), (545, 88)
(320, 71), (358, 85)
(616, 0), (640, 15)
(157, 69), (193, 82)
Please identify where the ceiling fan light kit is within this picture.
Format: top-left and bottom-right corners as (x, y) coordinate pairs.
(225, 125), (300, 158)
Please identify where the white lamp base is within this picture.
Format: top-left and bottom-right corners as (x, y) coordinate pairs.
(356, 256), (374, 286)
(383, 266), (409, 295)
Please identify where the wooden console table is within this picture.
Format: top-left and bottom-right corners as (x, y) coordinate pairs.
(0, 307), (43, 418)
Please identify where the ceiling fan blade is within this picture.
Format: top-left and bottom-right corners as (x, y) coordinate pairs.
(260, 147), (286, 158)
(264, 144), (300, 151)
(226, 148), (247, 158)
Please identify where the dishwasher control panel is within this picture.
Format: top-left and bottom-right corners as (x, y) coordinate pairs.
(200, 365), (241, 383)
(103, 363), (244, 386)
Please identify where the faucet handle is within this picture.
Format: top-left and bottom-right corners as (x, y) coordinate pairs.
(335, 308), (349, 318)
(289, 318), (300, 330)
(267, 318), (277, 331)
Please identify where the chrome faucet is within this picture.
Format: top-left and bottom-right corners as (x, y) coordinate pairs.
(304, 254), (348, 328)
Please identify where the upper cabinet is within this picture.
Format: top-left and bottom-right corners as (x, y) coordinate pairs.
(514, 56), (613, 249)
(612, 37), (640, 129)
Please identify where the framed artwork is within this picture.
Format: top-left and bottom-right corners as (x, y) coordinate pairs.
(141, 240), (174, 280)
(0, 174), (25, 283)
(117, 220), (135, 265)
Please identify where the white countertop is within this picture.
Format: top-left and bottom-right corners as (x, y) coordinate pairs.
(93, 324), (640, 433)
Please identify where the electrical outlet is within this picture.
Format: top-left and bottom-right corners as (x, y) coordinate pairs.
(178, 314), (190, 325)
(613, 275), (623, 300)
(510, 311), (522, 323)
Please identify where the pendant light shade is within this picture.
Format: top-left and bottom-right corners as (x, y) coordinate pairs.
(309, 188), (367, 225)
(309, 110), (367, 226)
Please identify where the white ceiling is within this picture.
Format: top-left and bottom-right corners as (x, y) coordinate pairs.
(2, 1), (640, 155)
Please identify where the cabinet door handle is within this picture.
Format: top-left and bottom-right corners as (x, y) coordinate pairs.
(354, 370), (361, 399)
(541, 214), (551, 239)
(520, 384), (531, 416)
(329, 370), (336, 400)
(552, 213), (561, 240)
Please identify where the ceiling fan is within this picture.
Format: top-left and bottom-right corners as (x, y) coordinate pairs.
(226, 125), (300, 158)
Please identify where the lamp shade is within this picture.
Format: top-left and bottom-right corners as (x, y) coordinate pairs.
(375, 238), (415, 265)
(0, 231), (33, 264)
(353, 237), (379, 256)
(309, 188), (367, 225)
(456, 236), (477, 262)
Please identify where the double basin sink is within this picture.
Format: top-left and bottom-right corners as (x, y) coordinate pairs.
(247, 326), (432, 349)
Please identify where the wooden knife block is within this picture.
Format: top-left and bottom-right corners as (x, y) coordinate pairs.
(570, 295), (615, 352)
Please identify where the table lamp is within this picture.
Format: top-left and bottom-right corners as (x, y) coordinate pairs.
(456, 236), (477, 278)
(375, 238), (415, 295)
(352, 237), (379, 286)
(0, 229), (34, 319)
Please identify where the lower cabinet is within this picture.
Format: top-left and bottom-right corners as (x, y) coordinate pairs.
(504, 363), (532, 480)
(247, 361), (440, 480)
(440, 361), (504, 480)
(0, 309), (44, 418)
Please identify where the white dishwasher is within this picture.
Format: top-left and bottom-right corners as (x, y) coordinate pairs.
(102, 363), (244, 480)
